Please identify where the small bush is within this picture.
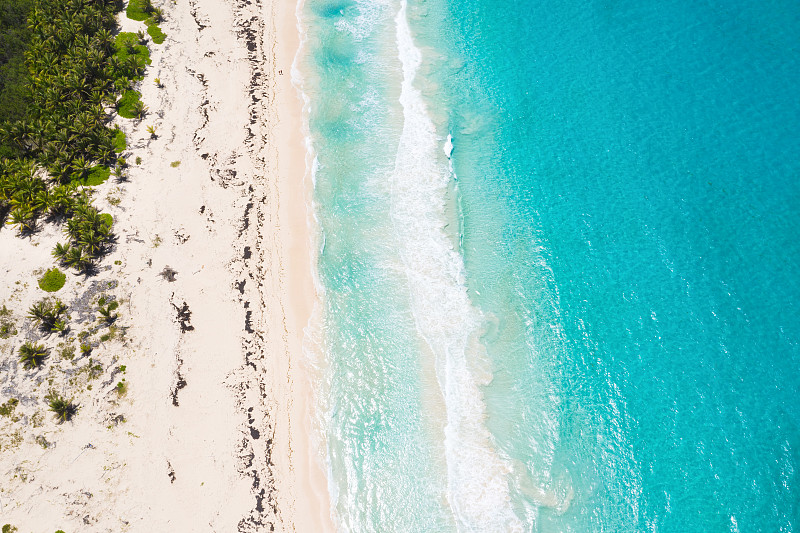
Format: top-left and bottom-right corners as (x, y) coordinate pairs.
(170, 161), (180, 168)
(0, 321), (16, 338)
(117, 90), (143, 119)
(99, 213), (114, 229)
(83, 166), (111, 186)
(146, 21), (166, 44)
(126, 0), (153, 20)
(135, 156), (142, 165)
(60, 345), (76, 360)
(116, 380), (127, 396)
(3, 524), (18, 533)
(38, 268), (66, 292)
(97, 302), (118, 324)
(0, 309), (16, 338)
(113, 128), (127, 152)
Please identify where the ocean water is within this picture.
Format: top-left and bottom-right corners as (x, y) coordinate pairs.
(295, 0), (800, 531)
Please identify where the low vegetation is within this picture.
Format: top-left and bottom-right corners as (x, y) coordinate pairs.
(1, 0), (153, 274)
(0, 304), (16, 338)
(127, 0), (167, 44)
(0, 398), (18, 417)
(38, 267), (66, 292)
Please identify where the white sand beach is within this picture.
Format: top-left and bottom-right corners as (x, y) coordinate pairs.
(0, 0), (332, 531)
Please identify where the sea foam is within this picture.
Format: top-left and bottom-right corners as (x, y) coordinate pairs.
(391, 2), (522, 530)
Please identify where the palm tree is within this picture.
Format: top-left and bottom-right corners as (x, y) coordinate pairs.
(77, 228), (104, 256)
(46, 186), (76, 219)
(132, 100), (148, 120)
(47, 394), (77, 422)
(18, 342), (48, 369)
(52, 242), (72, 263)
(63, 245), (84, 268)
(70, 156), (92, 181)
(9, 207), (37, 235)
(97, 302), (118, 324)
(28, 298), (67, 332)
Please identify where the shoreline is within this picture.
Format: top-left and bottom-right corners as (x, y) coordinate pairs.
(270, 0), (335, 529)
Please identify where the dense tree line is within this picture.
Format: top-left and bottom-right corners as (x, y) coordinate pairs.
(0, 0), (34, 129)
(0, 0), (149, 273)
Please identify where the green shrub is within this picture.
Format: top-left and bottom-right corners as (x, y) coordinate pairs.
(146, 21), (166, 44)
(117, 90), (143, 119)
(113, 128), (127, 152)
(60, 344), (76, 360)
(38, 268), (66, 292)
(126, 0), (152, 21)
(114, 32), (151, 74)
(82, 165), (111, 186)
(99, 213), (113, 229)
(2, 524), (18, 533)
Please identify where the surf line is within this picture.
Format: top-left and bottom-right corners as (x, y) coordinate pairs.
(390, 1), (523, 530)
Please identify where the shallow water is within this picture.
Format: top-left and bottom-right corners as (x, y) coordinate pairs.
(297, 0), (800, 530)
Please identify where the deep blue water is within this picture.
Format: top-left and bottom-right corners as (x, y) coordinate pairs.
(299, 0), (800, 530)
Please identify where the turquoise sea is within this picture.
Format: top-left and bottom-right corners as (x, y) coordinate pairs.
(296, 0), (800, 530)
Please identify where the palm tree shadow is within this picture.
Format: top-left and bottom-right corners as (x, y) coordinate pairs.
(17, 220), (41, 238)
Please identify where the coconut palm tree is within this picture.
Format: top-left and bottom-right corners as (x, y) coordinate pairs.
(47, 394), (77, 422)
(97, 303), (118, 324)
(52, 242), (72, 263)
(18, 342), (48, 369)
(131, 100), (147, 120)
(28, 298), (67, 332)
(8, 207), (38, 234)
(70, 156), (92, 181)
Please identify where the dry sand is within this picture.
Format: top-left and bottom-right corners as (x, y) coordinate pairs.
(0, 0), (332, 531)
